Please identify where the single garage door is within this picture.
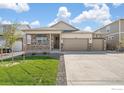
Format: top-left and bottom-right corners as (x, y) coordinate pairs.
(93, 39), (104, 50)
(63, 38), (88, 51)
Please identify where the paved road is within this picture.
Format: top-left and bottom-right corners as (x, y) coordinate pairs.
(64, 53), (124, 85)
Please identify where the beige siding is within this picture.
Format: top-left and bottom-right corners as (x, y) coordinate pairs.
(63, 38), (88, 51)
(24, 31), (61, 34)
(96, 21), (119, 35)
(109, 21), (119, 34)
(62, 33), (92, 38)
(121, 19), (124, 32)
(121, 33), (124, 48)
(95, 20), (121, 50)
(51, 21), (77, 30)
(96, 27), (106, 33)
(106, 34), (119, 50)
(92, 39), (104, 50)
(62, 33), (92, 43)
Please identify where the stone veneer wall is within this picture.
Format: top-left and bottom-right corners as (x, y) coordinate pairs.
(26, 34), (50, 52)
(51, 34), (54, 50)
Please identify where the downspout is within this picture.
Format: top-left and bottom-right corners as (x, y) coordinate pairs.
(49, 33), (51, 52)
(59, 33), (61, 52)
(23, 34), (26, 60)
(119, 19), (121, 50)
(24, 34), (27, 55)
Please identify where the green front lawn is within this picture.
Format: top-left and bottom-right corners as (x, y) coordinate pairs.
(0, 56), (59, 85)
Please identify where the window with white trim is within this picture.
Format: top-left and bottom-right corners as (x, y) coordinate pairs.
(27, 35), (31, 44)
(106, 26), (110, 32)
(36, 36), (48, 45)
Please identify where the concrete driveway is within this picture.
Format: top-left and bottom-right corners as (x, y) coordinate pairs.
(64, 53), (124, 85)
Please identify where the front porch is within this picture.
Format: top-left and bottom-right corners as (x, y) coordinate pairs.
(24, 33), (61, 53)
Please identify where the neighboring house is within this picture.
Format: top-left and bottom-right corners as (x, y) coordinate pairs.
(0, 24), (30, 52)
(95, 19), (124, 50)
(0, 31), (5, 48)
(0, 33), (4, 48)
(22, 21), (105, 53)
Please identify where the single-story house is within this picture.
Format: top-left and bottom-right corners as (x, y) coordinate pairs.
(22, 21), (106, 53)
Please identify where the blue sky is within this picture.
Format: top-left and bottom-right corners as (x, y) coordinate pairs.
(0, 3), (124, 31)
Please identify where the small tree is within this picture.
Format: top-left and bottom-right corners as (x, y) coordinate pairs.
(3, 23), (21, 62)
(0, 46), (3, 62)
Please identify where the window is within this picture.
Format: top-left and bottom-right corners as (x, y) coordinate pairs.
(106, 26), (110, 32)
(27, 35), (31, 44)
(0, 26), (3, 32)
(36, 36), (48, 45)
(107, 30), (110, 32)
(111, 36), (114, 40)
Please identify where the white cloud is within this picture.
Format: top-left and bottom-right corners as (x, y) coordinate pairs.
(0, 17), (12, 24)
(102, 19), (112, 25)
(17, 3), (30, 12)
(20, 21), (29, 25)
(0, 3), (29, 13)
(30, 20), (41, 28)
(84, 3), (101, 8)
(1, 20), (11, 24)
(113, 3), (123, 7)
(72, 4), (112, 26)
(57, 7), (71, 18)
(19, 20), (41, 28)
(83, 26), (92, 32)
(0, 17), (2, 21)
(48, 6), (71, 26)
(0, 17), (41, 28)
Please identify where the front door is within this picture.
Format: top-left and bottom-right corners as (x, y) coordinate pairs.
(53, 34), (60, 49)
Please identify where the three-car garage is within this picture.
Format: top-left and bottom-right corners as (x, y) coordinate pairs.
(62, 32), (105, 51)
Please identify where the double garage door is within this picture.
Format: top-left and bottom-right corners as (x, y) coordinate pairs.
(63, 38), (88, 51)
(63, 38), (104, 51)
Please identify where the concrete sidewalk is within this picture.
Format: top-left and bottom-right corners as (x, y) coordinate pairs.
(0, 51), (25, 60)
(64, 53), (124, 85)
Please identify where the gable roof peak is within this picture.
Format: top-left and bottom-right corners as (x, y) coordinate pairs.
(50, 21), (79, 31)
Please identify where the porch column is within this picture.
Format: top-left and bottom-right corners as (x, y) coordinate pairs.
(24, 34), (27, 53)
(49, 33), (51, 52)
(22, 34), (26, 51)
(59, 34), (61, 51)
